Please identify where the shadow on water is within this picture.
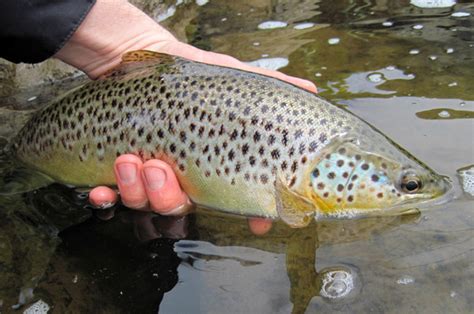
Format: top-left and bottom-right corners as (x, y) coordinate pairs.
(0, 179), (419, 313)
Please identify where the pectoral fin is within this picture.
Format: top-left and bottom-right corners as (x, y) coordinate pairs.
(275, 178), (317, 228)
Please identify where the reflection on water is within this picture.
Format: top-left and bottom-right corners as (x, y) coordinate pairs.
(0, 0), (473, 313)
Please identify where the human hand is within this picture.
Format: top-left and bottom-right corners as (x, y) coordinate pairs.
(56, 0), (317, 235)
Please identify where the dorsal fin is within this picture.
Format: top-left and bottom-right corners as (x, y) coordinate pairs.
(121, 50), (176, 64)
(100, 50), (176, 79)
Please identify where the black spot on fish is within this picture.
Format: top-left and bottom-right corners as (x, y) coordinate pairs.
(249, 156), (256, 166)
(327, 172), (336, 179)
(347, 195), (354, 202)
(371, 174), (379, 182)
(337, 160), (344, 167)
(282, 130), (289, 146)
(312, 168), (319, 178)
(291, 161), (298, 173)
(208, 129), (215, 138)
(253, 131), (261, 143)
(309, 141), (318, 152)
(337, 184), (344, 192)
(361, 163), (369, 170)
(319, 133), (327, 143)
(377, 192), (384, 198)
(169, 143), (176, 153)
(198, 126), (205, 138)
(267, 134), (276, 145)
(242, 143), (249, 155)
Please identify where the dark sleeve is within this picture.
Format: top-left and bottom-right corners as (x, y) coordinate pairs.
(0, 0), (96, 63)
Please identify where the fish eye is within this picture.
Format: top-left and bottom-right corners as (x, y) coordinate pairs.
(401, 176), (422, 193)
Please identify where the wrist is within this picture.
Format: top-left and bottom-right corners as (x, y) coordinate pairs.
(55, 0), (177, 78)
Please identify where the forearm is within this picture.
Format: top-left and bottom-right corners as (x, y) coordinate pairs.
(55, 0), (177, 78)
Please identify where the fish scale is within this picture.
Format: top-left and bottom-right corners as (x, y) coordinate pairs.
(13, 51), (450, 226)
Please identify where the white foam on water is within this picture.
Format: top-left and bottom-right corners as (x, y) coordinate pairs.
(195, 0), (209, 6)
(383, 21), (394, 27)
(438, 110), (451, 118)
(257, 21), (288, 30)
(458, 166), (474, 196)
(320, 270), (355, 299)
(409, 49), (420, 55)
(413, 24), (424, 30)
(156, 6), (176, 22)
(294, 22), (315, 30)
(410, 0), (456, 8)
(23, 300), (50, 314)
(328, 38), (340, 45)
(397, 275), (415, 285)
(246, 57), (289, 71)
(451, 12), (470, 17)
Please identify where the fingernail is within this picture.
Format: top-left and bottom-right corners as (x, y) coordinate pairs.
(144, 166), (167, 190)
(117, 163), (137, 185)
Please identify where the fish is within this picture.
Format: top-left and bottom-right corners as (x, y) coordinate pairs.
(12, 50), (451, 227)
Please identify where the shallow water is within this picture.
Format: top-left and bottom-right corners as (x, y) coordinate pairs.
(0, 0), (473, 313)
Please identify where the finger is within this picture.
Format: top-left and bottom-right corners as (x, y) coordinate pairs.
(157, 42), (317, 93)
(248, 218), (273, 235)
(114, 154), (148, 210)
(89, 186), (118, 208)
(141, 159), (189, 215)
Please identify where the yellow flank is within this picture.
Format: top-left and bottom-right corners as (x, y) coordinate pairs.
(178, 158), (277, 218)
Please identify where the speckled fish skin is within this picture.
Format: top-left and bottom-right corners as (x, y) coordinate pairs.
(13, 51), (451, 224)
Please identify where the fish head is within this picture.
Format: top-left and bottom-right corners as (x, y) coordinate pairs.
(307, 136), (451, 218)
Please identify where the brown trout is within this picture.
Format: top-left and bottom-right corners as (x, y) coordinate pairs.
(13, 50), (451, 227)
